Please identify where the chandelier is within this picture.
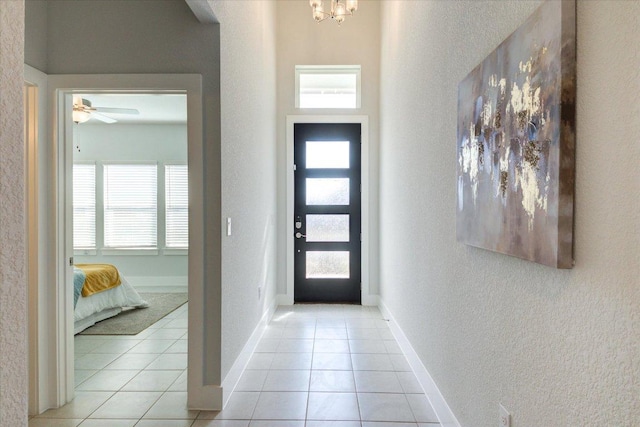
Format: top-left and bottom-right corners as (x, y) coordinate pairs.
(309, 0), (358, 25)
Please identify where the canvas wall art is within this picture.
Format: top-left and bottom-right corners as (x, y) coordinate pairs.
(456, 0), (576, 268)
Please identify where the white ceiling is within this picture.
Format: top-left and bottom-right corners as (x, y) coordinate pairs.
(78, 93), (187, 125)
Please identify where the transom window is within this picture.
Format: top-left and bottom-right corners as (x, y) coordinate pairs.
(295, 65), (361, 109)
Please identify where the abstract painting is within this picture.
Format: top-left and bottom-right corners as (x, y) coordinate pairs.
(456, 0), (576, 268)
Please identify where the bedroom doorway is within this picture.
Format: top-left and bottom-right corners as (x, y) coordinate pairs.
(70, 92), (190, 393)
(43, 74), (204, 408)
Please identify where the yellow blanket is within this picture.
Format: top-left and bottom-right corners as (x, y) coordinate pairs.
(75, 263), (122, 297)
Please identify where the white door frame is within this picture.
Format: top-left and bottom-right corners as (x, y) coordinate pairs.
(46, 74), (204, 408)
(25, 64), (54, 415)
(284, 115), (373, 305)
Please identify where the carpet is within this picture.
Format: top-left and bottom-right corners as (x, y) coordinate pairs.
(79, 292), (188, 335)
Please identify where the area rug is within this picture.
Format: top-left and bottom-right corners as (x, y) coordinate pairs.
(79, 292), (188, 335)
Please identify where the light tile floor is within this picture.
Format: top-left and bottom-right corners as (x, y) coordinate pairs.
(31, 304), (440, 427)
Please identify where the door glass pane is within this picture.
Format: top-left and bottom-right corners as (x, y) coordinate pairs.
(306, 215), (349, 242)
(306, 251), (350, 279)
(306, 178), (349, 205)
(306, 141), (349, 169)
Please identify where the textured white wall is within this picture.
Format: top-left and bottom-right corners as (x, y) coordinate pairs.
(275, 0), (381, 297)
(379, 1), (640, 426)
(209, 0), (279, 379)
(0, 1), (27, 425)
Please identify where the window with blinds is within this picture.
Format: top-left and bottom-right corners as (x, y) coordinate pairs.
(165, 165), (188, 248)
(73, 164), (96, 249)
(103, 164), (157, 248)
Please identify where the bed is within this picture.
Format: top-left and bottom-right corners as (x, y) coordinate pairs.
(74, 263), (148, 334)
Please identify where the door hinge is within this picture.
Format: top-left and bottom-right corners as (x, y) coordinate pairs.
(69, 256), (74, 266)
(293, 164), (297, 171)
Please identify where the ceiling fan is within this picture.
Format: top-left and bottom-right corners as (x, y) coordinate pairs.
(72, 95), (140, 124)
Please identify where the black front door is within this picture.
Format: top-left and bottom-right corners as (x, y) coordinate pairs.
(294, 123), (361, 303)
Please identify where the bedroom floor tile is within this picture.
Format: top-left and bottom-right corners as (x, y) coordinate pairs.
(147, 328), (188, 340)
(77, 419), (137, 427)
(76, 369), (139, 391)
(145, 353), (188, 370)
(75, 370), (98, 387)
(75, 353), (120, 370)
(121, 370), (182, 392)
(199, 421), (253, 427)
(90, 339), (142, 354)
(29, 418), (83, 427)
(128, 339), (177, 354)
(164, 318), (188, 328)
(75, 339), (106, 354)
(166, 339), (188, 353)
(135, 420), (195, 427)
(104, 353), (161, 370)
(146, 318), (174, 329)
(36, 392), (114, 419)
(89, 391), (163, 419)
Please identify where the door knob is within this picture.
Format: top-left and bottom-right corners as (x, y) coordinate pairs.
(295, 232), (306, 239)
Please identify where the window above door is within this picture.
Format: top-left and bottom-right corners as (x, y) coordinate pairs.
(295, 65), (361, 109)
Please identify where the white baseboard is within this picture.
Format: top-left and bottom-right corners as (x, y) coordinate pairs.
(362, 294), (380, 306)
(134, 285), (188, 293)
(378, 298), (461, 427)
(187, 385), (223, 411)
(276, 293), (293, 305)
(126, 276), (187, 291)
(221, 296), (278, 407)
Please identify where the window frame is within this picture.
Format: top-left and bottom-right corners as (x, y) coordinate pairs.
(295, 65), (362, 109)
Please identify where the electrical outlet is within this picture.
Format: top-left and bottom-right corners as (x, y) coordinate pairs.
(499, 404), (511, 427)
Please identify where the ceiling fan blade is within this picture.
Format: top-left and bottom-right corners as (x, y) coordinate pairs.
(94, 107), (140, 115)
(92, 112), (117, 124)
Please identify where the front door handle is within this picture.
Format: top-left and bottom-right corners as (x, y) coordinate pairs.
(295, 232), (306, 239)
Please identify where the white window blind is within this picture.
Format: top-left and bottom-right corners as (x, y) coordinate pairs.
(73, 164), (96, 249)
(104, 164), (157, 248)
(165, 165), (188, 248)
